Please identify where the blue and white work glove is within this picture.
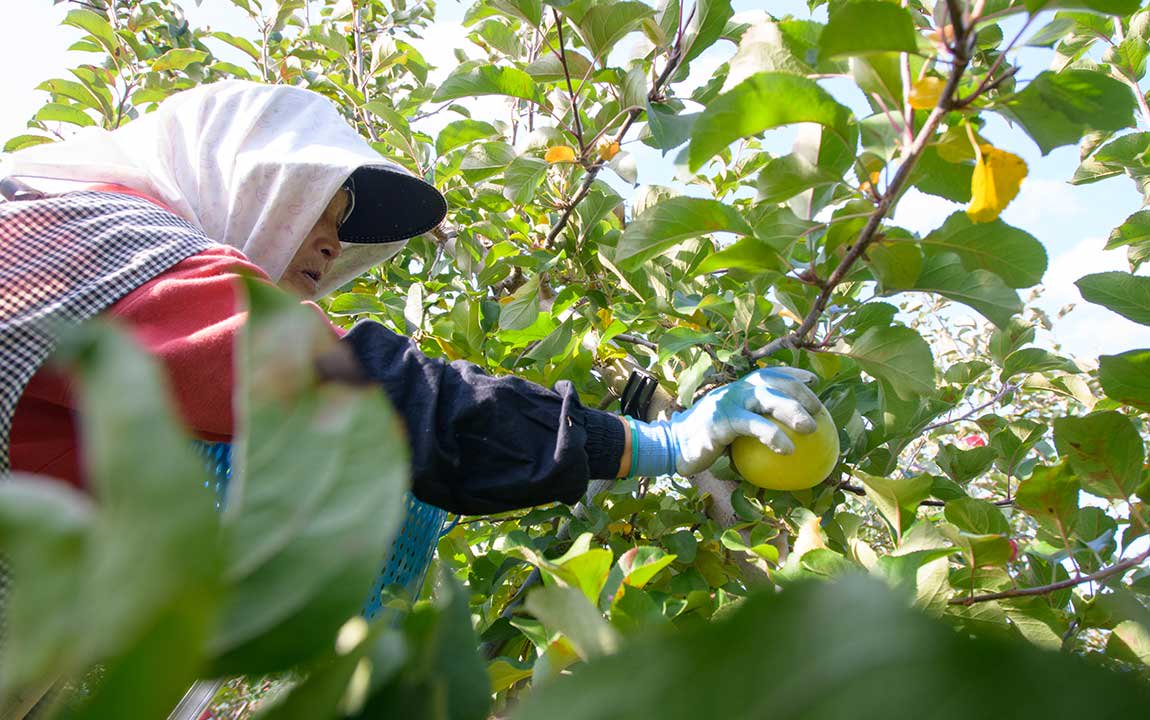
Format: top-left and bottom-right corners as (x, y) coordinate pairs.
(626, 367), (822, 477)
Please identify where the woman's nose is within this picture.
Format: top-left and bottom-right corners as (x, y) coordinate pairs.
(317, 232), (342, 261)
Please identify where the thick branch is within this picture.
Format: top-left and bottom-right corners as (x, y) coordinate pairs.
(949, 548), (1150, 606)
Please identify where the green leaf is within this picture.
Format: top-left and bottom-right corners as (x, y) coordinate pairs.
(1024, 0), (1142, 14)
(461, 141), (518, 182)
(688, 72), (855, 172)
(1106, 210), (1150, 270)
(844, 325), (936, 399)
(1001, 347), (1080, 379)
(909, 146), (974, 203)
(909, 252), (1022, 328)
(34, 102), (95, 128)
(513, 577), (1150, 720)
(525, 585), (619, 659)
(719, 529), (780, 564)
(616, 197), (753, 268)
(1076, 271), (1150, 325)
(936, 445), (998, 484)
(503, 156), (549, 205)
(492, 0), (544, 26)
(694, 236), (787, 275)
(210, 30), (261, 61)
(361, 574), (490, 720)
(756, 153), (844, 204)
(945, 497), (1011, 535)
(436, 119), (499, 155)
(433, 65), (546, 106)
(645, 101), (700, 153)
(920, 213), (1048, 289)
(525, 51), (593, 82)
(499, 276), (542, 331)
(3, 133), (54, 153)
(1, 324), (222, 715)
(1003, 70), (1136, 155)
(857, 472), (933, 540)
(0, 480), (92, 698)
(62, 8), (118, 53)
(657, 326), (720, 362)
(1099, 349), (1150, 411)
(210, 281), (407, 674)
(940, 527), (1014, 568)
(488, 657), (535, 694)
(1054, 411), (1145, 500)
(1016, 462), (1080, 535)
(819, 2), (919, 56)
(867, 241), (924, 291)
(680, 0), (734, 65)
(617, 547), (678, 589)
(151, 48), (210, 72)
(571, 2), (654, 61)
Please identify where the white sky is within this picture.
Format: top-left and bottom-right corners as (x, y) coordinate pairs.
(3, 0), (1150, 361)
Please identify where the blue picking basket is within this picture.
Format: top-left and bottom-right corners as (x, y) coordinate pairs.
(194, 441), (451, 620)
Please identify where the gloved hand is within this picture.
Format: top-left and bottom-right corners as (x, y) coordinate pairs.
(627, 367), (823, 477)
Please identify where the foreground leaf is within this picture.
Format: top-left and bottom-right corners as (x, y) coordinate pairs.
(1054, 412), (1145, 500)
(1003, 70), (1135, 155)
(512, 577), (1150, 720)
(843, 325), (936, 399)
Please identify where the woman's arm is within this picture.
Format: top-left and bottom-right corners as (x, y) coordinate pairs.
(340, 321), (627, 516)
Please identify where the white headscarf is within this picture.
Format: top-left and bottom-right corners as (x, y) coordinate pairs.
(0, 80), (444, 297)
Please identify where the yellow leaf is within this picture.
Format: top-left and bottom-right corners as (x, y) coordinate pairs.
(598, 140), (621, 161)
(908, 76), (946, 110)
(967, 144), (1028, 223)
(545, 145), (578, 163)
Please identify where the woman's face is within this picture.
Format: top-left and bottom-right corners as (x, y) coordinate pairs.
(278, 188), (351, 299)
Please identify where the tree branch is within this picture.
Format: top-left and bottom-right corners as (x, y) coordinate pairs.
(542, 33), (684, 248)
(949, 548), (1150, 606)
(552, 8), (585, 152)
(748, 12), (974, 361)
(922, 383), (1016, 431)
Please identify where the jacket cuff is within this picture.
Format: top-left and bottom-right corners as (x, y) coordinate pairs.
(583, 409), (625, 479)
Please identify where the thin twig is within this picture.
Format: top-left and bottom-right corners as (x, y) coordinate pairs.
(949, 548), (1150, 606)
(552, 8), (585, 152)
(923, 383), (1016, 431)
(838, 482), (1012, 508)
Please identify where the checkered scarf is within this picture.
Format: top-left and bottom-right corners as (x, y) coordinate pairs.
(0, 189), (216, 640)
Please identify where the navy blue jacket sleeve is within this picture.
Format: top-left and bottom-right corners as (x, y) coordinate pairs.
(340, 320), (625, 515)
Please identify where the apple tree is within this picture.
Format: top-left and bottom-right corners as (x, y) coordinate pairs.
(4, 0), (1150, 717)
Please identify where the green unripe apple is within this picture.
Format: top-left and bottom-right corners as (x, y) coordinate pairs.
(730, 404), (840, 491)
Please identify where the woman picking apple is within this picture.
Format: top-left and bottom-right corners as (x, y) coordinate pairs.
(1, 81), (829, 516)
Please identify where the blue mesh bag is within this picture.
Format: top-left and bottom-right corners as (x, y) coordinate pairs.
(193, 441), (450, 619)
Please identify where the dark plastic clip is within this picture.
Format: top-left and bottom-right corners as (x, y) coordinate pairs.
(620, 369), (658, 420)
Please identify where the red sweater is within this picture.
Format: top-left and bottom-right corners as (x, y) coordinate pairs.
(8, 187), (339, 489)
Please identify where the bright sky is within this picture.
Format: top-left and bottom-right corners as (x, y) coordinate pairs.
(4, 0), (1149, 361)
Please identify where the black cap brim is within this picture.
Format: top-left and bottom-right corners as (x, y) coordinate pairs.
(338, 164), (447, 244)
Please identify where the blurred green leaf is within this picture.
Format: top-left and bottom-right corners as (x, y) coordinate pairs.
(936, 445), (998, 484)
(512, 577), (1150, 720)
(571, 2), (653, 62)
(819, 2), (918, 56)
(211, 281), (407, 674)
